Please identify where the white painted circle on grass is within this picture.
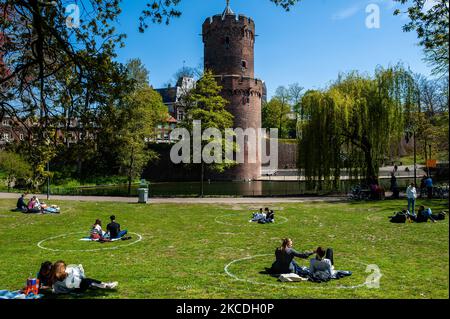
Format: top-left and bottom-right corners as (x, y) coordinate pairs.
(37, 231), (142, 252)
(224, 254), (368, 289)
(215, 214), (288, 226)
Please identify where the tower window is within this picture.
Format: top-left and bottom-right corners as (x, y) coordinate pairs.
(225, 36), (230, 48)
(241, 60), (247, 69)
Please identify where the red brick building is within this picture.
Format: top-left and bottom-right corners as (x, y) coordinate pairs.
(202, 2), (264, 180)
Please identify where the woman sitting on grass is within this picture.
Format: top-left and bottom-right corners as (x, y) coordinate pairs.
(90, 219), (107, 240)
(49, 260), (118, 294)
(27, 196), (42, 214)
(269, 238), (314, 274)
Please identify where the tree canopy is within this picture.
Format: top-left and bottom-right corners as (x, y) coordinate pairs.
(298, 65), (417, 190)
(179, 70), (235, 195)
(394, 0), (449, 76)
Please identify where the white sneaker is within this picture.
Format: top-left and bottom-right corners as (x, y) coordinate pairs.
(91, 282), (107, 289)
(105, 281), (118, 289)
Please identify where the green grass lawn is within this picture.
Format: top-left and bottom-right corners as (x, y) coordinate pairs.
(0, 198), (448, 299)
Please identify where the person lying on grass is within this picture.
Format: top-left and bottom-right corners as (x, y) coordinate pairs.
(49, 260), (118, 294)
(413, 205), (439, 223)
(106, 215), (128, 239)
(269, 238), (314, 274)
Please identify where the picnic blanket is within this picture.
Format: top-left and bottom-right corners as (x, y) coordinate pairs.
(42, 206), (60, 214)
(0, 290), (42, 299)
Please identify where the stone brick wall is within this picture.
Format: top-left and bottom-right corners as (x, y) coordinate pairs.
(203, 15), (255, 77)
(202, 13), (262, 180)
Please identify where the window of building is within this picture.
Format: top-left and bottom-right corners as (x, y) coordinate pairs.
(225, 36), (230, 48)
(19, 134), (24, 141)
(2, 119), (10, 126)
(2, 133), (9, 141)
(241, 60), (247, 69)
(177, 110), (185, 121)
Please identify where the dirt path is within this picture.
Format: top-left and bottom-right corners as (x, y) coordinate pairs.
(0, 192), (345, 204)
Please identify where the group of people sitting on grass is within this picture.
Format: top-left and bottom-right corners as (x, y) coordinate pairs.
(36, 260), (118, 295)
(14, 194), (60, 214)
(250, 207), (275, 224)
(389, 205), (446, 223)
(267, 238), (351, 283)
(89, 215), (130, 242)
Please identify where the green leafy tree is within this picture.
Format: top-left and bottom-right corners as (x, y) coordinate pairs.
(0, 151), (32, 192)
(126, 58), (150, 88)
(117, 85), (168, 195)
(298, 65), (417, 190)
(180, 70), (235, 197)
(262, 97), (291, 138)
(394, 0), (449, 76)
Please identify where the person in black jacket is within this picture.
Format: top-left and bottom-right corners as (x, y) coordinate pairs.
(16, 194), (28, 212)
(270, 238), (314, 274)
(106, 215), (128, 239)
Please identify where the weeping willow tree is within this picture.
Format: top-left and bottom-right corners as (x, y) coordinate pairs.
(298, 65), (417, 190)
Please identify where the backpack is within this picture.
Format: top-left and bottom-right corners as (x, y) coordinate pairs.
(436, 212), (446, 220)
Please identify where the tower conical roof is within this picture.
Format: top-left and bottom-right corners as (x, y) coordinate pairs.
(222, 0), (234, 19)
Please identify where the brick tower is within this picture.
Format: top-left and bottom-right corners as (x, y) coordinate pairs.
(202, 1), (263, 180)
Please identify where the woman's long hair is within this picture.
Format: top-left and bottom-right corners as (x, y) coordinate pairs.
(280, 238), (291, 251)
(49, 260), (67, 286)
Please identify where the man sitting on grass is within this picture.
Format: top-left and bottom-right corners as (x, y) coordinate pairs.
(15, 194), (28, 212)
(106, 215), (128, 239)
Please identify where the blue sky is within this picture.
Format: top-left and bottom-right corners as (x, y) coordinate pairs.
(113, 0), (433, 98)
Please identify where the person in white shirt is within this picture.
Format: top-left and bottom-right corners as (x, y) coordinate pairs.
(406, 183), (417, 215)
(250, 208), (266, 222)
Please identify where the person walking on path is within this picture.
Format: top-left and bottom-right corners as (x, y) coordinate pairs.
(425, 176), (433, 199)
(390, 173), (399, 199)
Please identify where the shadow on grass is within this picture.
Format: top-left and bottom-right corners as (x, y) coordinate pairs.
(41, 288), (117, 299)
(259, 268), (279, 278)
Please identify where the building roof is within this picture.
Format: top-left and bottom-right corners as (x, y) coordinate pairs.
(167, 115), (177, 123)
(222, 0), (234, 18)
(155, 87), (178, 104)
